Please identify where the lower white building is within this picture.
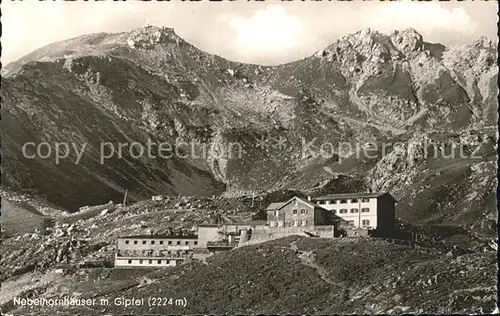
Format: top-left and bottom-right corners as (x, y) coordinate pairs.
(114, 235), (197, 268)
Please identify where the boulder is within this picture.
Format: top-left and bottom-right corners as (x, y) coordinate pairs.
(152, 195), (164, 201)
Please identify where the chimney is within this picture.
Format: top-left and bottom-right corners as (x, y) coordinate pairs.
(307, 196), (311, 201)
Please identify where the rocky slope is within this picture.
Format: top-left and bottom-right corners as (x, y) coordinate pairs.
(1, 26), (497, 225)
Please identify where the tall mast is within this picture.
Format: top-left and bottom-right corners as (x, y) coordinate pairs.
(358, 198), (361, 228)
(123, 189), (128, 206)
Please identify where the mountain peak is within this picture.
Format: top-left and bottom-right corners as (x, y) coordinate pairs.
(472, 35), (494, 49)
(390, 28), (424, 53)
(126, 25), (183, 49)
(357, 27), (380, 38)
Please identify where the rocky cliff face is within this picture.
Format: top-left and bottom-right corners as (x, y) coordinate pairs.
(1, 26), (497, 232)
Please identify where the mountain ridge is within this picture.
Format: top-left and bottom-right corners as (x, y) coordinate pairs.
(2, 26), (497, 75)
(1, 26), (497, 236)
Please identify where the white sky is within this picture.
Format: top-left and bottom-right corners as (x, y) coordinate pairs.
(1, 0), (497, 66)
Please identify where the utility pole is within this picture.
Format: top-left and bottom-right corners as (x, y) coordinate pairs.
(123, 189), (128, 206)
(224, 216), (228, 242)
(358, 198), (361, 228)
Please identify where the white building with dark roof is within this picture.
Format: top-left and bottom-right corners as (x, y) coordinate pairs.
(265, 196), (342, 238)
(114, 235), (199, 268)
(311, 192), (396, 233)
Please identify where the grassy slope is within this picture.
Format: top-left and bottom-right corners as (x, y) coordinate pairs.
(1, 56), (226, 210)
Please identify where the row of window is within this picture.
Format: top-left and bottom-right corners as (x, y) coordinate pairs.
(317, 197), (370, 205)
(269, 220), (308, 227)
(272, 208), (370, 217)
(345, 220), (370, 226)
(119, 249), (192, 257)
(274, 209), (308, 216)
(124, 240), (198, 246)
(334, 208), (370, 214)
(127, 259), (176, 264)
(270, 219), (371, 227)
(293, 209), (307, 215)
(293, 219), (307, 227)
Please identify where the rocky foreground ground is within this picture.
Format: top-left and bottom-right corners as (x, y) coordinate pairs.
(1, 235), (496, 315)
(0, 193), (497, 315)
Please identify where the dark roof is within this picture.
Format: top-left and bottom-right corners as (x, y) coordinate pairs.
(312, 192), (389, 200)
(118, 235), (198, 239)
(276, 196), (328, 211)
(226, 220), (267, 226)
(198, 221), (267, 229)
(266, 202), (285, 210)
